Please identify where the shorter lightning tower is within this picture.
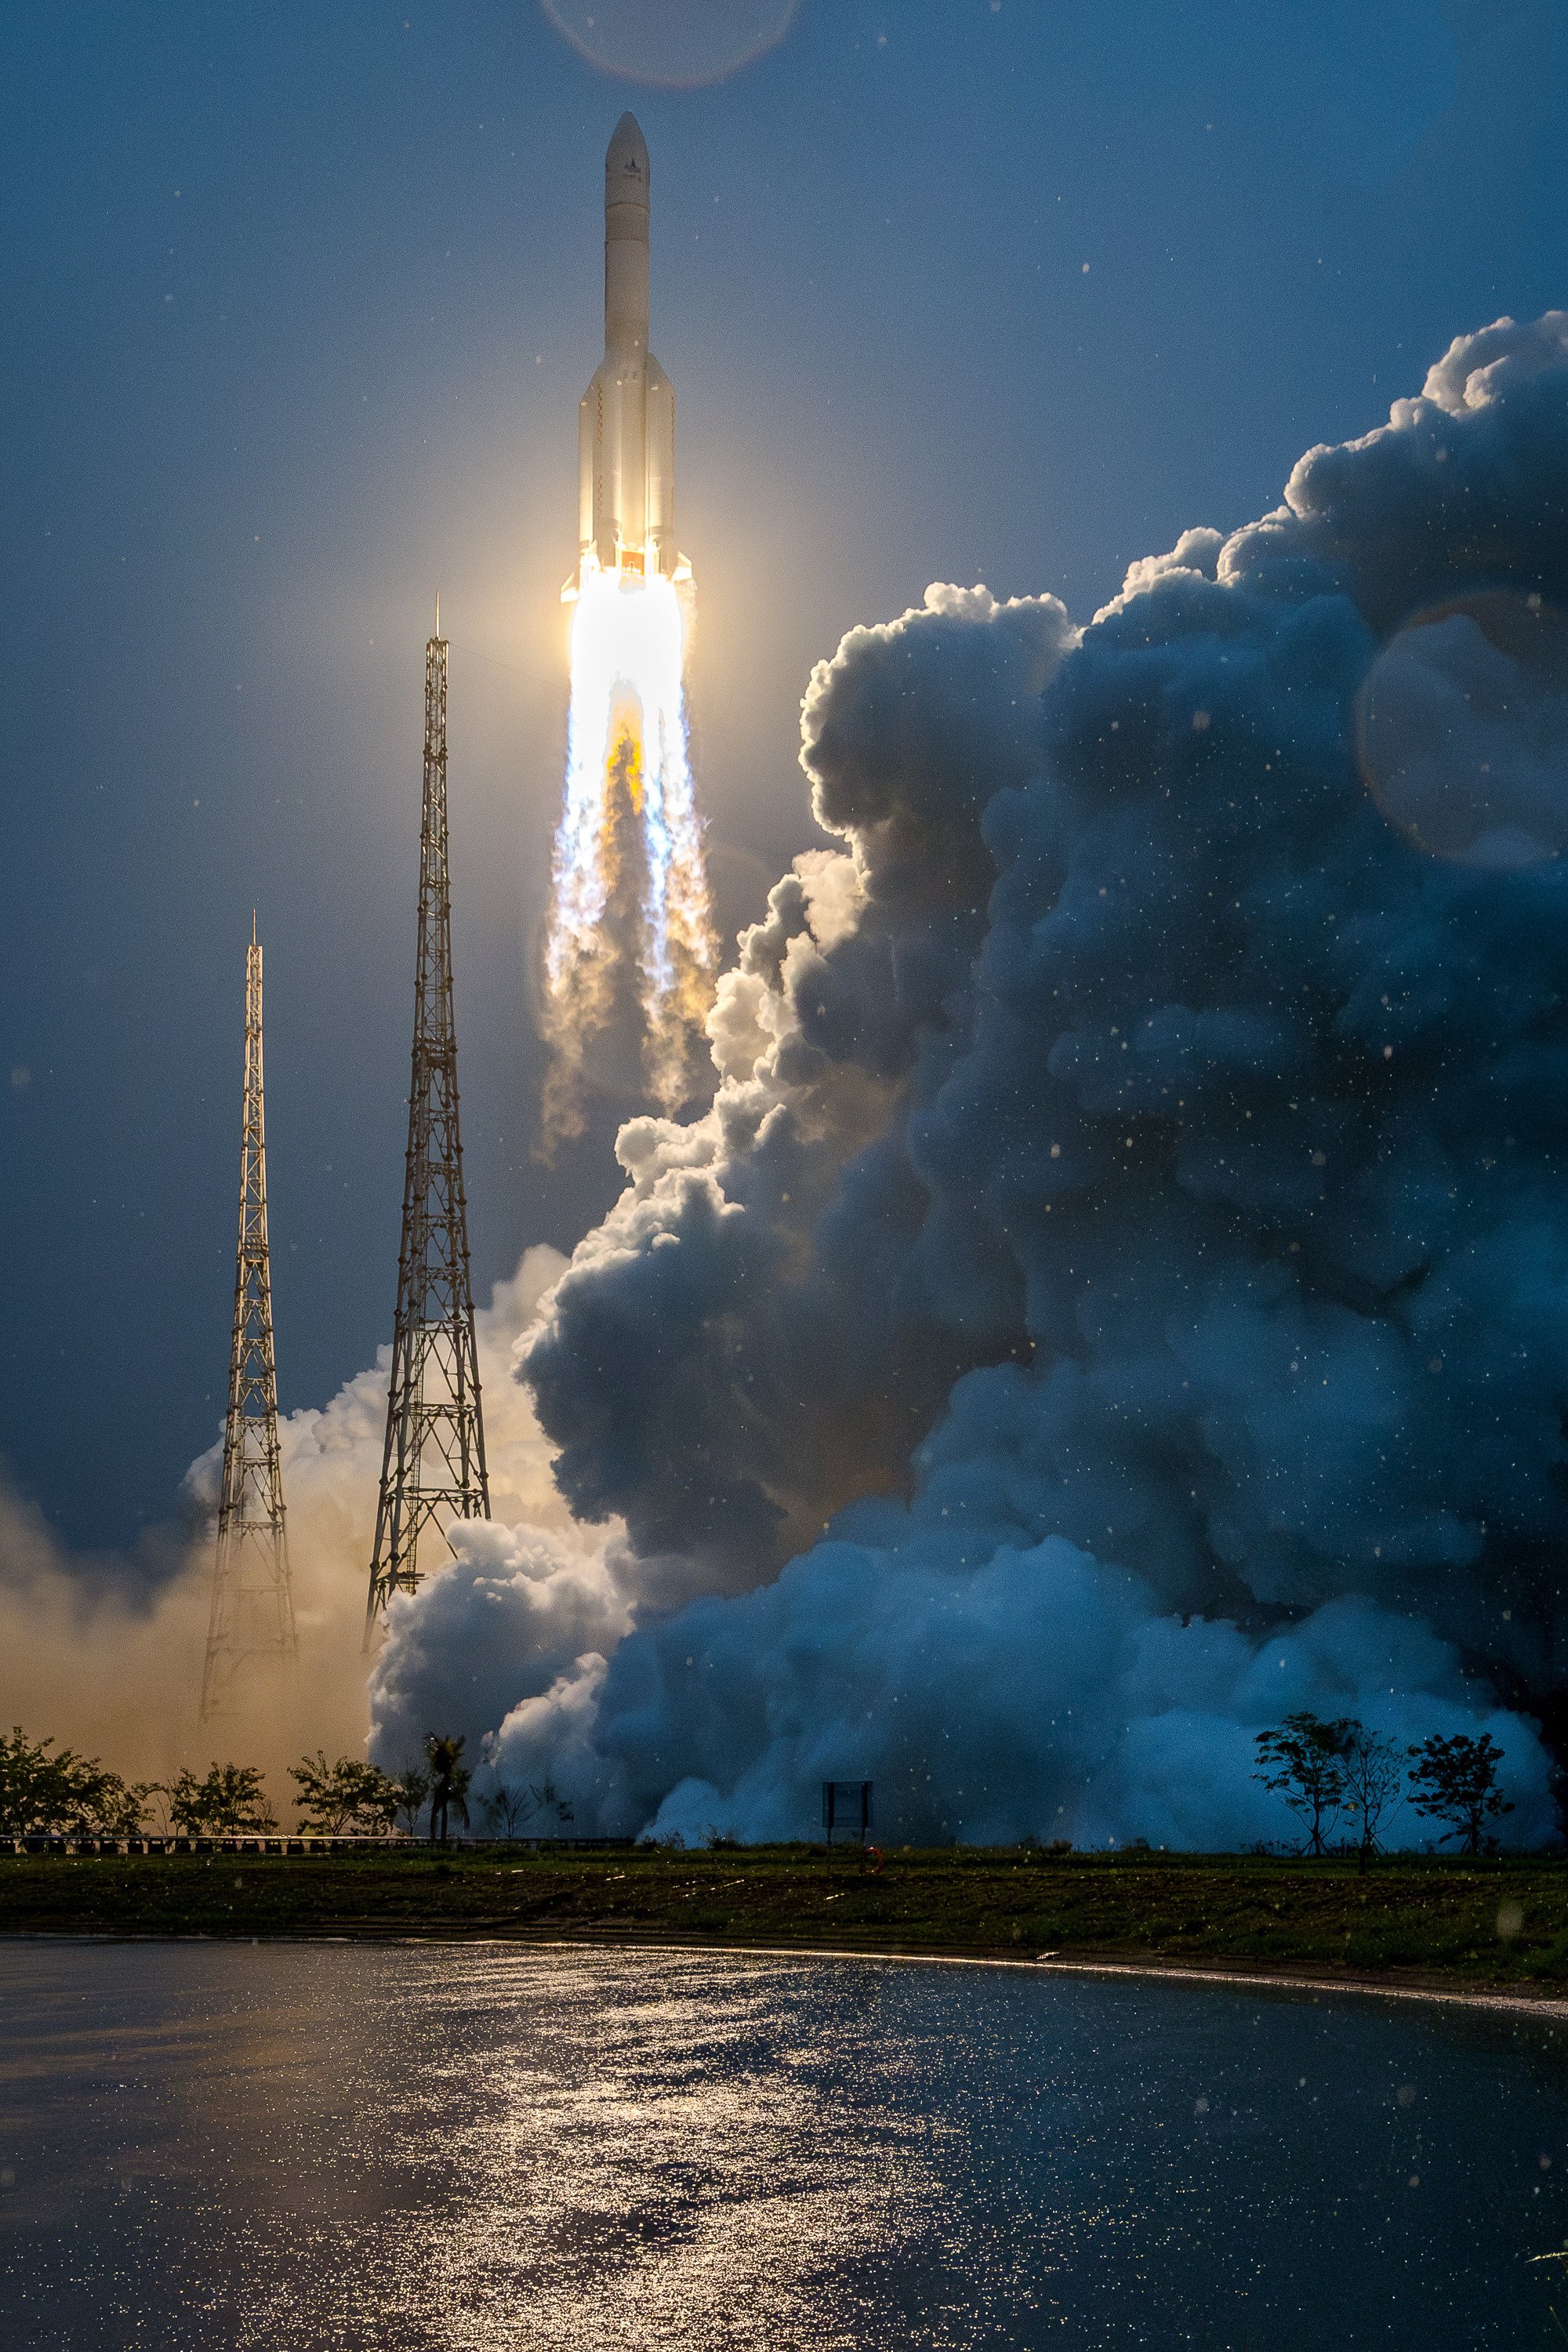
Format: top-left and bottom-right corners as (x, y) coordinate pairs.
(365, 615), (489, 1638)
(201, 920), (296, 1722)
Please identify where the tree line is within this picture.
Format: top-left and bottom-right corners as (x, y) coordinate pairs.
(0, 1729), (575, 1843)
(1254, 1715), (1515, 1861)
(0, 1715), (1519, 1853)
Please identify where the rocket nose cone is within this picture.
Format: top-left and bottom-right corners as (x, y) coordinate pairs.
(605, 111), (649, 205)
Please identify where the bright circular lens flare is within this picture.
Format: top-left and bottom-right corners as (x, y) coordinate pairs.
(1356, 590), (1568, 867)
(539, 0), (799, 89)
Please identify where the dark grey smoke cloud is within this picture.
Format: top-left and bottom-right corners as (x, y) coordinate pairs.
(373, 319), (1568, 1846)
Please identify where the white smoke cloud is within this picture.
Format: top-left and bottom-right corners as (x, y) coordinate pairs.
(371, 321), (1568, 1848)
(31, 325), (1568, 1853)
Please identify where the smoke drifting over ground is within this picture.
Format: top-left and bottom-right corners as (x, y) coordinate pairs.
(0, 1473), (366, 1793)
(0, 1250), (586, 1797)
(370, 313), (1568, 1847)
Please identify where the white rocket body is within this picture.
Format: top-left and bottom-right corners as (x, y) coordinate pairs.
(574, 114), (684, 590)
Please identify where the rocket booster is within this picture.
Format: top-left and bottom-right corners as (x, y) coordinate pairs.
(573, 114), (686, 590)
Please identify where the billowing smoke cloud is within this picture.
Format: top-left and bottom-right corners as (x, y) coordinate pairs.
(386, 316), (1568, 1845)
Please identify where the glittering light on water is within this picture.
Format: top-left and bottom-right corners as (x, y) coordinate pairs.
(3, 1942), (1567, 2345)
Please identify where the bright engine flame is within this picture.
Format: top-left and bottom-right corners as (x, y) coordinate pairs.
(543, 564), (717, 1128)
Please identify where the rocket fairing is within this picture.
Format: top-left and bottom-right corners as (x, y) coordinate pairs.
(569, 113), (688, 597)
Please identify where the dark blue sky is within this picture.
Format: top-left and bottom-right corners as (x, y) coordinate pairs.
(2, 0), (1564, 1556)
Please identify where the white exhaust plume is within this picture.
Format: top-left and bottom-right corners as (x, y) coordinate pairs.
(543, 567), (716, 1124)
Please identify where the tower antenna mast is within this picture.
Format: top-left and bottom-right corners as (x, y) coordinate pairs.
(201, 924), (296, 1720)
(365, 619), (489, 1637)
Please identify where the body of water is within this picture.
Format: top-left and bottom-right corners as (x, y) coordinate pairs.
(0, 1939), (1564, 2347)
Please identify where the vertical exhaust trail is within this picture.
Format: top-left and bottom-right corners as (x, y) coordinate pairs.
(541, 114), (717, 1138)
(544, 568), (716, 1130)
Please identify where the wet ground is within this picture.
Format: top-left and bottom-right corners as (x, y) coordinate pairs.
(0, 1939), (1563, 2347)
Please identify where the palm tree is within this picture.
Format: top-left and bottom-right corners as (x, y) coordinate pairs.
(423, 1734), (470, 1847)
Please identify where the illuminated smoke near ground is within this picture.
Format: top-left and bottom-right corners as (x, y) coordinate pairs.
(0, 1248), (600, 1800)
(543, 568), (717, 1129)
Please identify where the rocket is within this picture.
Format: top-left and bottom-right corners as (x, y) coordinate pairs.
(571, 114), (687, 593)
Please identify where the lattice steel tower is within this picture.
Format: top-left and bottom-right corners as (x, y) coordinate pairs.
(201, 920), (296, 1721)
(365, 621), (489, 1636)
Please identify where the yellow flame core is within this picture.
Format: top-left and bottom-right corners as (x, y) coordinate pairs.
(543, 567), (717, 1126)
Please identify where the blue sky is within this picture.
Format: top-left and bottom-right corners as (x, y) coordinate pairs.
(2, 0), (1565, 1554)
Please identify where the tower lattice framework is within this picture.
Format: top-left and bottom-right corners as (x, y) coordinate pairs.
(365, 626), (489, 1635)
(201, 923), (297, 1721)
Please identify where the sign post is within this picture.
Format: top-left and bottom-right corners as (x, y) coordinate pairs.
(821, 1781), (874, 1846)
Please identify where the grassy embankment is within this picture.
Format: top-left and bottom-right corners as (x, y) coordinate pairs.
(4, 1846), (1568, 1987)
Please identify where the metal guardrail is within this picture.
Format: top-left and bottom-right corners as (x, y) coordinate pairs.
(0, 1835), (636, 1857)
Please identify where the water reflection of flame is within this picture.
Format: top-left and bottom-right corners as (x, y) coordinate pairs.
(6, 1940), (1566, 2345)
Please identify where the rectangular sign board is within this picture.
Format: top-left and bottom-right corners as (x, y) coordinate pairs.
(821, 1780), (873, 1838)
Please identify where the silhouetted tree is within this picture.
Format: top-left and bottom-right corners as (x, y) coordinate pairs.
(530, 1777), (575, 1833)
(482, 1783), (529, 1838)
(169, 1763), (275, 1835)
(0, 1726), (147, 1837)
(1340, 1725), (1404, 1871)
(391, 1766), (430, 1838)
(289, 1752), (400, 1836)
(424, 1735), (470, 1846)
(1253, 1712), (1354, 1856)
(1408, 1732), (1513, 1854)
(138, 1780), (178, 1837)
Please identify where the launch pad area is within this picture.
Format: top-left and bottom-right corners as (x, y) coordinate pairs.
(2, 1846), (1566, 1993)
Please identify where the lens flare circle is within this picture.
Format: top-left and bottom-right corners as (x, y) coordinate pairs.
(539, 0), (799, 89)
(1356, 590), (1568, 867)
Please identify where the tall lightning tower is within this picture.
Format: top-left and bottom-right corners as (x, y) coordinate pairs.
(365, 619), (489, 1636)
(201, 921), (296, 1721)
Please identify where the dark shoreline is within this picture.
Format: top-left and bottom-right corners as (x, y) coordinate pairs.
(8, 1924), (1568, 2016)
(5, 1847), (1568, 1994)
